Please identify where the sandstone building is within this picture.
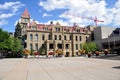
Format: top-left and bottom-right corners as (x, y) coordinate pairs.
(15, 9), (95, 56)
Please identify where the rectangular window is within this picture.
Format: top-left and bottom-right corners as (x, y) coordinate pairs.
(55, 35), (57, 40)
(35, 44), (38, 50)
(30, 34), (33, 41)
(79, 36), (81, 41)
(76, 36), (78, 41)
(56, 28), (60, 32)
(35, 34), (38, 41)
(77, 29), (80, 32)
(57, 44), (62, 49)
(76, 44), (78, 50)
(69, 35), (72, 40)
(48, 35), (51, 40)
(64, 35), (66, 40)
(59, 35), (61, 40)
(49, 44), (54, 49)
(42, 34), (45, 40)
(30, 43), (33, 50)
(45, 27), (48, 31)
(42, 44), (44, 49)
(80, 44), (82, 49)
(66, 44), (69, 49)
(58, 28), (60, 31)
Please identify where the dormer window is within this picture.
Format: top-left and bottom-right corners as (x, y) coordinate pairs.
(32, 26), (37, 30)
(45, 27), (48, 31)
(56, 27), (60, 32)
(66, 29), (69, 32)
(77, 29), (80, 32)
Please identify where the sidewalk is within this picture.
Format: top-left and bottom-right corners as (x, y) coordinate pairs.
(0, 57), (120, 80)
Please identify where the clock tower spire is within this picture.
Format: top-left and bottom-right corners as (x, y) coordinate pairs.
(21, 8), (30, 23)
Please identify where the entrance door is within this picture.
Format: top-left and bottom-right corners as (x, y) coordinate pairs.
(65, 52), (69, 57)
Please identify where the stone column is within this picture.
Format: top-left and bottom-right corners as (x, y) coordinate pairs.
(69, 43), (72, 57)
(47, 42), (49, 55)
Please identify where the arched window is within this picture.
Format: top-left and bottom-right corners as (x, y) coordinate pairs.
(79, 36), (82, 41)
(59, 35), (61, 40)
(69, 35), (72, 40)
(64, 35), (66, 40)
(55, 35), (57, 40)
(76, 44), (78, 50)
(30, 34), (33, 41)
(30, 43), (33, 50)
(75, 36), (78, 41)
(42, 34), (45, 40)
(35, 34), (38, 41)
(35, 44), (38, 50)
(48, 34), (51, 40)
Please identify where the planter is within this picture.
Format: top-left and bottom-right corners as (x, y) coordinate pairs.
(24, 54), (28, 58)
(95, 51), (99, 57)
(104, 51), (108, 55)
(87, 53), (91, 58)
(48, 52), (54, 55)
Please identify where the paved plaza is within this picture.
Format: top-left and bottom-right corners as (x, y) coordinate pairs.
(0, 57), (120, 80)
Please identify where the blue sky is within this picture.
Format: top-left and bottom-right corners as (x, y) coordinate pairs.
(0, 0), (120, 32)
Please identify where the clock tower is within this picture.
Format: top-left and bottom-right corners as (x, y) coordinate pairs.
(20, 9), (30, 36)
(21, 8), (30, 24)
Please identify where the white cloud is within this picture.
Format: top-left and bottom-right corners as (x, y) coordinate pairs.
(0, 1), (25, 12)
(42, 13), (52, 17)
(51, 20), (69, 26)
(39, 19), (69, 26)
(39, 0), (67, 11)
(0, 1), (25, 26)
(113, 0), (120, 26)
(0, 20), (8, 26)
(0, 13), (15, 19)
(39, 0), (120, 27)
(14, 19), (21, 26)
(0, 1), (20, 10)
(40, 19), (86, 28)
(30, 19), (40, 24)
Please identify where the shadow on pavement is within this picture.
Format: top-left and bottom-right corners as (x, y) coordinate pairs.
(112, 66), (120, 69)
(93, 54), (120, 60)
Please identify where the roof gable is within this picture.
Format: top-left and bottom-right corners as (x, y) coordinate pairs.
(21, 9), (30, 18)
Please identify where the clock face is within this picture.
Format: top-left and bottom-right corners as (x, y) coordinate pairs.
(24, 19), (28, 22)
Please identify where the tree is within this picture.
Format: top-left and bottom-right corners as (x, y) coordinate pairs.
(0, 29), (10, 58)
(30, 49), (34, 55)
(13, 38), (22, 52)
(88, 42), (98, 52)
(14, 22), (22, 38)
(83, 42), (98, 54)
(83, 43), (90, 53)
(38, 48), (45, 55)
(0, 29), (23, 58)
